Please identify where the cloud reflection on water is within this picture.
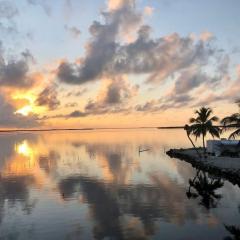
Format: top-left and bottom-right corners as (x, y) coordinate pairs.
(0, 130), (239, 239)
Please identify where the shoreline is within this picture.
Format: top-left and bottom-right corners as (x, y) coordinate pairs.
(166, 148), (240, 186)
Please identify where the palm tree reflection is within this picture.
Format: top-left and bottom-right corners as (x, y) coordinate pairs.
(186, 170), (224, 209)
(224, 225), (240, 240)
(224, 205), (240, 240)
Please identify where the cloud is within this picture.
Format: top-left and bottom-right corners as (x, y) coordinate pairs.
(84, 77), (138, 113)
(135, 100), (158, 112)
(44, 77), (136, 119)
(65, 102), (78, 108)
(0, 45), (37, 89)
(0, 0), (18, 19)
(35, 85), (60, 110)
(21, 49), (36, 64)
(64, 25), (81, 38)
(41, 110), (87, 120)
(199, 31), (214, 42)
(107, 0), (133, 11)
(67, 110), (86, 118)
(65, 87), (87, 97)
(115, 31), (215, 83)
(57, 0), (143, 84)
(192, 93), (225, 107)
(173, 66), (215, 95)
(56, 0), (216, 86)
(135, 94), (194, 113)
(63, 0), (72, 20)
(0, 93), (39, 128)
(135, 46), (234, 112)
(27, 0), (51, 16)
(143, 6), (154, 16)
(0, 54), (34, 88)
(134, 65), (225, 112)
(104, 78), (138, 104)
(0, 1), (19, 38)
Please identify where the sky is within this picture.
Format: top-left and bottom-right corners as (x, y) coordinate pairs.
(0, 0), (240, 129)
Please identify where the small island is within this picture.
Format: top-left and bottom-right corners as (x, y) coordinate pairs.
(167, 105), (240, 186)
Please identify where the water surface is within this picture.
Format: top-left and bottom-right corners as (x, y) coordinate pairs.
(0, 129), (239, 240)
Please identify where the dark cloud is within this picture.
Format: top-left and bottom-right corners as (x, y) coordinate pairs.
(104, 78), (138, 105)
(21, 49), (36, 64)
(68, 110), (86, 118)
(0, 59), (32, 88)
(57, 0), (142, 84)
(114, 30), (215, 84)
(173, 67), (209, 95)
(83, 78), (138, 115)
(64, 25), (81, 38)
(35, 85), (60, 110)
(0, 46), (35, 88)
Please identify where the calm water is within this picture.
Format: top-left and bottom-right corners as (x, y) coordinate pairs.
(0, 129), (239, 240)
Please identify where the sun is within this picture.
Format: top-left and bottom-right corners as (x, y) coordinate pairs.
(15, 105), (33, 116)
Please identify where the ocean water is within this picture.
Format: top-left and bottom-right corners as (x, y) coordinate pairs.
(0, 129), (239, 240)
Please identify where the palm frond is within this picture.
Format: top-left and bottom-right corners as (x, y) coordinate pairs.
(189, 118), (196, 123)
(228, 128), (240, 140)
(188, 107), (220, 144)
(210, 116), (219, 122)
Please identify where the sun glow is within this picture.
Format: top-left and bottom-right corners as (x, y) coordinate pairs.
(12, 91), (44, 116)
(16, 105), (33, 116)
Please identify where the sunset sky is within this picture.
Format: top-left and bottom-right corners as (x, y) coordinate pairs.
(0, 0), (240, 128)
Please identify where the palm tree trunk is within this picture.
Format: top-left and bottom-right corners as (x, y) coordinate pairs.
(202, 134), (206, 158)
(187, 133), (202, 158)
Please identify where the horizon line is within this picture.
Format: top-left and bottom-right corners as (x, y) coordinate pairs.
(0, 126), (182, 133)
(0, 125), (235, 133)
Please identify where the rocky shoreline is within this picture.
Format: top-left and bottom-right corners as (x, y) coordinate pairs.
(167, 148), (240, 186)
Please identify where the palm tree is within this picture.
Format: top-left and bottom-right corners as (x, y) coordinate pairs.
(184, 124), (201, 158)
(188, 107), (221, 155)
(221, 109), (240, 139)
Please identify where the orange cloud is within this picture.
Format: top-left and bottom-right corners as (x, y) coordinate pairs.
(200, 31), (214, 42)
(144, 6), (154, 16)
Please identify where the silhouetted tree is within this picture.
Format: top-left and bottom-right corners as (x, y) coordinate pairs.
(184, 124), (202, 158)
(188, 107), (221, 156)
(221, 101), (240, 139)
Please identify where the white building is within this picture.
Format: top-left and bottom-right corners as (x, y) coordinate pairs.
(207, 139), (240, 157)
